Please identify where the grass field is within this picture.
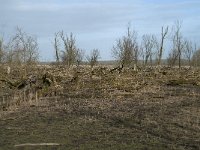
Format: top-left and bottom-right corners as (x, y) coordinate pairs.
(0, 65), (200, 149)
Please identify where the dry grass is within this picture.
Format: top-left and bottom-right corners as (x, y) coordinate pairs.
(0, 65), (200, 149)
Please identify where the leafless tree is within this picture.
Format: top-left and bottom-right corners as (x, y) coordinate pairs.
(112, 26), (139, 67)
(6, 27), (39, 65)
(183, 40), (195, 66)
(86, 49), (100, 68)
(54, 32), (60, 64)
(169, 21), (185, 68)
(60, 31), (78, 67)
(3, 39), (14, 64)
(157, 26), (168, 65)
(0, 37), (4, 63)
(76, 48), (85, 67)
(141, 34), (158, 66)
(191, 46), (200, 67)
(25, 35), (39, 64)
(167, 48), (178, 67)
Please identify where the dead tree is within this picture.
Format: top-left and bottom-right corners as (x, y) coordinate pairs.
(172, 21), (184, 68)
(86, 49), (100, 68)
(183, 40), (195, 67)
(5, 27), (39, 65)
(112, 25), (139, 67)
(191, 47), (200, 67)
(141, 34), (158, 66)
(109, 64), (124, 74)
(60, 31), (82, 67)
(76, 48), (85, 67)
(54, 32), (60, 64)
(0, 37), (4, 63)
(157, 26), (168, 65)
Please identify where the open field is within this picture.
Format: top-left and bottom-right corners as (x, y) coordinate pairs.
(0, 65), (200, 149)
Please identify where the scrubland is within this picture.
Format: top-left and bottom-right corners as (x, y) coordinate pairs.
(0, 65), (200, 149)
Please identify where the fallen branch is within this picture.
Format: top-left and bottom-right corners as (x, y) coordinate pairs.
(14, 143), (60, 147)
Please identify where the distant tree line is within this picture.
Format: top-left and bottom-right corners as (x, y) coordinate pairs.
(112, 21), (199, 68)
(0, 21), (199, 68)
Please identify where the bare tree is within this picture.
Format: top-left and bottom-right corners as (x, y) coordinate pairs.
(157, 26), (168, 65)
(0, 37), (4, 63)
(167, 48), (178, 67)
(191, 46), (199, 67)
(141, 34), (158, 66)
(76, 48), (85, 67)
(112, 26), (139, 67)
(86, 49), (100, 68)
(183, 40), (195, 66)
(171, 21), (185, 68)
(54, 32), (60, 64)
(60, 31), (77, 67)
(7, 27), (39, 65)
(25, 35), (39, 64)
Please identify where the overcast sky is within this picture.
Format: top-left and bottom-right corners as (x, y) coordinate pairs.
(0, 0), (200, 61)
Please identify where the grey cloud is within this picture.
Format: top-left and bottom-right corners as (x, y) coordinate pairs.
(1, 1), (136, 34)
(0, 0), (199, 60)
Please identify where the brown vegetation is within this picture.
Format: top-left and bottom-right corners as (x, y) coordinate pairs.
(0, 64), (200, 149)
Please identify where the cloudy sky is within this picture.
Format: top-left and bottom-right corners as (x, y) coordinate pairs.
(0, 0), (200, 61)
